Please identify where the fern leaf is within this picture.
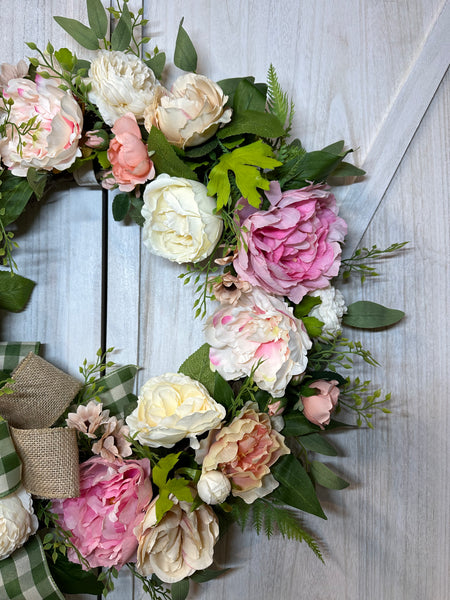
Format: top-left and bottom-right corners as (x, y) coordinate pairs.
(266, 64), (295, 135)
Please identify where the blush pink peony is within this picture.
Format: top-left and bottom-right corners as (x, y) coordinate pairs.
(107, 112), (155, 192)
(205, 287), (312, 398)
(233, 182), (347, 303)
(302, 380), (340, 429)
(52, 456), (152, 570)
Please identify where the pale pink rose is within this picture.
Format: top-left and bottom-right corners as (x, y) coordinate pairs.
(107, 112), (155, 192)
(52, 456), (152, 570)
(233, 181), (347, 303)
(302, 380), (340, 429)
(0, 60), (28, 90)
(198, 403), (290, 504)
(0, 75), (82, 176)
(205, 287), (312, 397)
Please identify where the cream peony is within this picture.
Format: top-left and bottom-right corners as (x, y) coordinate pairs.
(0, 486), (38, 560)
(142, 174), (223, 263)
(197, 470), (231, 505)
(309, 285), (347, 338)
(135, 495), (219, 583)
(86, 50), (161, 126)
(144, 73), (232, 148)
(0, 75), (82, 176)
(205, 288), (312, 397)
(126, 373), (226, 449)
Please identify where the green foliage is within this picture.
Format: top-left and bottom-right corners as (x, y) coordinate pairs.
(307, 334), (380, 373)
(217, 76), (266, 108)
(217, 110), (285, 140)
(299, 433), (338, 456)
(147, 127), (198, 180)
(213, 371), (234, 412)
(293, 294), (322, 318)
(54, 16), (100, 50)
(145, 51), (166, 79)
(0, 170), (34, 227)
(190, 568), (229, 583)
(76, 347), (116, 405)
(302, 316), (324, 338)
(207, 140), (281, 209)
(0, 271), (35, 312)
(171, 579), (190, 600)
(233, 79), (266, 114)
(0, 377), (14, 396)
(340, 242), (408, 282)
(26, 169), (48, 200)
(153, 453), (193, 523)
(337, 376), (391, 428)
(127, 565), (171, 600)
(282, 413), (321, 437)
(266, 64), (294, 137)
(111, 2), (132, 51)
(174, 18), (197, 72)
(48, 551), (103, 595)
(87, 0), (108, 39)
(178, 343), (215, 396)
(343, 301), (405, 329)
(112, 193), (131, 222)
(310, 461), (349, 490)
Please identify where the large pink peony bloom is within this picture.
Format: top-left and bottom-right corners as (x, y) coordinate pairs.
(233, 182), (347, 303)
(107, 112), (155, 192)
(52, 456), (152, 570)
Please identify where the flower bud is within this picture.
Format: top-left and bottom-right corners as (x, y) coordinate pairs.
(197, 470), (231, 505)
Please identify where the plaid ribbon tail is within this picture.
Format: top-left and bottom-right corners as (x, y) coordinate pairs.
(97, 364), (139, 417)
(0, 342), (41, 380)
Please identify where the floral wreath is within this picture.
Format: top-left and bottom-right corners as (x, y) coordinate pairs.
(0, 1), (407, 599)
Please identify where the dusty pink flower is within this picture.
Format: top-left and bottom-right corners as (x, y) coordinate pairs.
(302, 380), (340, 429)
(210, 272), (252, 305)
(0, 60), (28, 90)
(85, 129), (109, 149)
(66, 401), (109, 439)
(198, 403), (290, 504)
(92, 416), (132, 461)
(233, 182), (347, 303)
(107, 112), (155, 192)
(52, 456), (152, 570)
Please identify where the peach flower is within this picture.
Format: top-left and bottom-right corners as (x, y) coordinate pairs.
(210, 272), (252, 305)
(198, 403), (290, 504)
(107, 112), (155, 192)
(302, 380), (340, 429)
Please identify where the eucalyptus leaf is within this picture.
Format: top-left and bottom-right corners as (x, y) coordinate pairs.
(218, 110), (285, 140)
(310, 461), (349, 490)
(171, 578), (190, 600)
(178, 344), (215, 396)
(330, 161), (366, 177)
(112, 193), (131, 221)
(111, 2), (132, 51)
(300, 433), (338, 456)
(0, 272), (35, 312)
(147, 127), (198, 181)
(87, 0), (108, 39)
(174, 18), (197, 72)
(343, 301), (405, 329)
(271, 455), (327, 519)
(145, 52), (166, 80)
(53, 16), (99, 50)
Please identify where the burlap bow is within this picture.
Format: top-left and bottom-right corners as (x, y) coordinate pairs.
(0, 352), (81, 499)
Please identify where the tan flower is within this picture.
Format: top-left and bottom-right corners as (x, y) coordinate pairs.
(135, 495), (219, 583)
(0, 60), (28, 90)
(211, 272), (252, 305)
(92, 416), (132, 461)
(66, 401), (109, 438)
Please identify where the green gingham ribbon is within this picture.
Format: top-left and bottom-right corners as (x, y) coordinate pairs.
(0, 417), (21, 499)
(97, 364), (139, 417)
(0, 342), (40, 380)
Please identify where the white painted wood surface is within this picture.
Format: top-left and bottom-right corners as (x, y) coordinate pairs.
(1, 1), (449, 600)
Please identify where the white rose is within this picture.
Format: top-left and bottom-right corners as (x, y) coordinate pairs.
(0, 486), (38, 560)
(126, 373), (226, 449)
(144, 73), (232, 148)
(86, 50), (161, 126)
(197, 470), (231, 505)
(142, 174), (223, 263)
(309, 285), (347, 338)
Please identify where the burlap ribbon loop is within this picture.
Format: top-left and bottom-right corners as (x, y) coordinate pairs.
(0, 352), (81, 499)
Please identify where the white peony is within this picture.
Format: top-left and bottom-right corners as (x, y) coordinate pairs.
(0, 486), (38, 560)
(197, 470), (231, 505)
(205, 288), (312, 398)
(309, 285), (347, 338)
(86, 50), (161, 126)
(142, 174), (223, 264)
(126, 373), (226, 449)
(144, 73), (232, 148)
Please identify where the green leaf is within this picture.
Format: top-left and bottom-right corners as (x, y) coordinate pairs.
(53, 16), (99, 50)
(171, 578), (190, 600)
(217, 76), (256, 107)
(302, 316), (324, 338)
(145, 52), (166, 80)
(310, 461), (349, 490)
(178, 343), (215, 396)
(48, 552), (103, 595)
(282, 413), (321, 437)
(174, 18), (197, 72)
(112, 193), (131, 221)
(97, 150), (110, 170)
(190, 568), (229, 583)
(234, 78), (266, 114)
(147, 127), (198, 180)
(343, 301), (405, 329)
(74, 59), (91, 73)
(183, 137), (219, 158)
(166, 479), (194, 502)
(111, 2), (132, 51)
(54, 48), (76, 72)
(26, 169), (48, 200)
(213, 371), (234, 411)
(293, 295), (321, 318)
(218, 110), (285, 140)
(330, 161), (365, 177)
(207, 140), (281, 209)
(87, 0), (108, 39)
(153, 453), (181, 489)
(322, 140), (345, 154)
(155, 488), (174, 523)
(0, 272), (35, 312)
(300, 433), (337, 456)
(0, 172), (34, 226)
(271, 455), (327, 519)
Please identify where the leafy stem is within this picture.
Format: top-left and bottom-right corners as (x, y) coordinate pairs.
(341, 242), (408, 283)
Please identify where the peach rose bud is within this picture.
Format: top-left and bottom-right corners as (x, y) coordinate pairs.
(302, 380), (340, 429)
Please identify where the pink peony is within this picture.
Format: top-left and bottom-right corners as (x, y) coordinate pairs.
(302, 380), (340, 429)
(52, 456), (152, 570)
(233, 182), (347, 303)
(107, 112), (155, 192)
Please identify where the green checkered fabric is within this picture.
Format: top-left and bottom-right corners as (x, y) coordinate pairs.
(0, 418), (21, 498)
(0, 342), (41, 379)
(0, 535), (64, 600)
(97, 365), (138, 417)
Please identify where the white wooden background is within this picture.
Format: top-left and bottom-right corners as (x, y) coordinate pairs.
(1, 1), (449, 599)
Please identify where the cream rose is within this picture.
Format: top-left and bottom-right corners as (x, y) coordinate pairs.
(126, 373), (226, 449)
(309, 286), (347, 338)
(142, 174), (223, 263)
(135, 495), (219, 583)
(0, 486), (38, 560)
(0, 75), (82, 176)
(86, 50), (161, 126)
(144, 72), (232, 148)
